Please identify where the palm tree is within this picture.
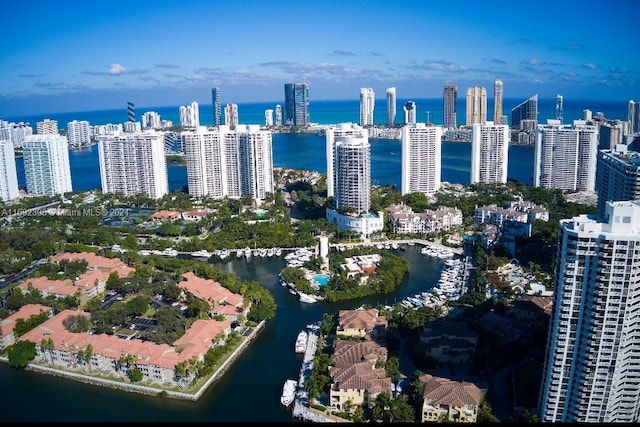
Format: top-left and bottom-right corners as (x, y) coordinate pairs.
(40, 337), (54, 365)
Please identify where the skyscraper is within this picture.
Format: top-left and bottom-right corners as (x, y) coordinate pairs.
(470, 121), (509, 184)
(595, 144), (640, 218)
(22, 134), (72, 195)
(264, 109), (274, 127)
(556, 94), (564, 123)
(334, 134), (371, 214)
(443, 83), (458, 129)
(386, 87), (397, 126)
(533, 119), (598, 192)
(511, 94), (538, 130)
(141, 112), (162, 129)
(127, 101), (135, 122)
(66, 120), (91, 148)
(224, 104), (239, 129)
(628, 99), (640, 134)
(539, 200), (640, 423)
(275, 105), (283, 126)
(493, 79), (503, 125)
(325, 123), (368, 198)
(401, 123), (442, 196)
(181, 125), (273, 204)
(179, 101), (200, 127)
(403, 101), (416, 125)
(0, 139), (19, 201)
(212, 87), (221, 126)
(465, 86), (487, 126)
(284, 83), (309, 126)
(97, 131), (168, 199)
(359, 88), (375, 127)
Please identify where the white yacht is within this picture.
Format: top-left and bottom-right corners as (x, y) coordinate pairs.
(280, 379), (297, 407)
(191, 250), (212, 258)
(295, 331), (308, 353)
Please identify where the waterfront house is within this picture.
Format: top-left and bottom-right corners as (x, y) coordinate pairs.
(419, 374), (485, 423)
(336, 308), (387, 339)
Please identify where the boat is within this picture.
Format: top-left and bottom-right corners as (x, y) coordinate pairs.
(295, 331), (308, 353)
(298, 293), (317, 304)
(191, 250), (213, 258)
(275, 247), (282, 257)
(267, 248), (274, 257)
(162, 248), (178, 257)
(280, 379), (297, 407)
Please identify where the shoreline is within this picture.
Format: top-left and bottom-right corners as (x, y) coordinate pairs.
(0, 320), (266, 402)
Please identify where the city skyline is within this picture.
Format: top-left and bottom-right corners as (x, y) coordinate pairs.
(1, 0), (638, 118)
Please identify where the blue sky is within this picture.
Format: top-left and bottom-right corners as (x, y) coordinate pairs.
(1, 0), (638, 117)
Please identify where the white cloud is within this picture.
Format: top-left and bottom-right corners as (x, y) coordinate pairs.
(109, 63), (127, 75)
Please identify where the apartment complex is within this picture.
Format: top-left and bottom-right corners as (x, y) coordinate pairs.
(533, 119), (598, 192)
(385, 204), (462, 235)
(181, 125), (273, 204)
(400, 123), (442, 195)
(403, 101), (417, 125)
(211, 87), (221, 126)
(511, 94), (538, 130)
(333, 134), (371, 214)
(224, 103), (239, 129)
(179, 101), (200, 127)
(36, 118), (58, 135)
(66, 120), (91, 148)
(470, 122), (509, 184)
(493, 79), (503, 125)
(22, 134), (72, 195)
(97, 131), (168, 199)
(539, 200), (640, 422)
(284, 83), (309, 126)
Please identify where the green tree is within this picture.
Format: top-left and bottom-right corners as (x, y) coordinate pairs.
(126, 296), (149, 316)
(8, 340), (36, 368)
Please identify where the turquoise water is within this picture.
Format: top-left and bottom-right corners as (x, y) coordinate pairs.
(313, 274), (329, 287)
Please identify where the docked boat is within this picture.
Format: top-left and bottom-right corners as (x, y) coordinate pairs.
(162, 248), (178, 257)
(295, 331), (308, 353)
(298, 293), (317, 304)
(275, 247), (282, 257)
(191, 250), (213, 258)
(281, 379), (297, 407)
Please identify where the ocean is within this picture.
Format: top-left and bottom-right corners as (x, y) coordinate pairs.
(8, 97), (629, 192)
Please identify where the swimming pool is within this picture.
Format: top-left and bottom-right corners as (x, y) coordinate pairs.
(313, 274), (329, 287)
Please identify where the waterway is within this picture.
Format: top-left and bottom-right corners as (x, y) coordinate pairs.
(1, 245), (443, 422)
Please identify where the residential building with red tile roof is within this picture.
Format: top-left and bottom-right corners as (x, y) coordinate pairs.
(336, 308), (387, 339)
(178, 272), (248, 321)
(182, 210), (211, 222)
(151, 210), (182, 222)
(50, 252), (135, 279)
(0, 304), (53, 350)
(419, 373), (485, 423)
(18, 276), (76, 299)
(19, 309), (230, 386)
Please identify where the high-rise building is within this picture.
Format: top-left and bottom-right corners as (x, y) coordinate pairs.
(598, 120), (624, 150)
(628, 100), (640, 134)
(0, 139), (19, 201)
(386, 87), (397, 126)
(595, 144), (640, 218)
(0, 120), (32, 149)
(264, 109), (274, 127)
(181, 125), (273, 204)
(401, 123), (442, 196)
(179, 101), (200, 127)
(470, 121), (509, 184)
(465, 86), (487, 126)
(403, 101), (417, 125)
(212, 87), (221, 126)
(22, 134), (72, 195)
(359, 88), (375, 127)
(284, 83), (309, 126)
(141, 112), (162, 129)
(443, 83), (458, 129)
(127, 101), (135, 122)
(511, 94), (538, 130)
(36, 119), (58, 135)
(325, 123), (368, 198)
(224, 104), (239, 129)
(97, 131), (168, 199)
(66, 120), (91, 148)
(539, 200), (640, 423)
(275, 105), (283, 126)
(533, 119), (598, 192)
(556, 94), (564, 123)
(334, 134), (371, 214)
(493, 79), (503, 125)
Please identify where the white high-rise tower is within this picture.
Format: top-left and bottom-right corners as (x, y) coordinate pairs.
(334, 134), (371, 214)
(539, 200), (640, 423)
(325, 123), (368, 199)
(97, 131), (168, 199)
(22, 134), (72, 195)
(0, 139), (19, 201)
(401, 123), (442, 195)
(386, 87), (397, 126)
(470, 122), (509, 184)
(359, 88), (375, 127)
(66, 120), (91, 148)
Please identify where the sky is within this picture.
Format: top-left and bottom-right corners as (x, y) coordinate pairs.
(1, 0), (639, 117)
